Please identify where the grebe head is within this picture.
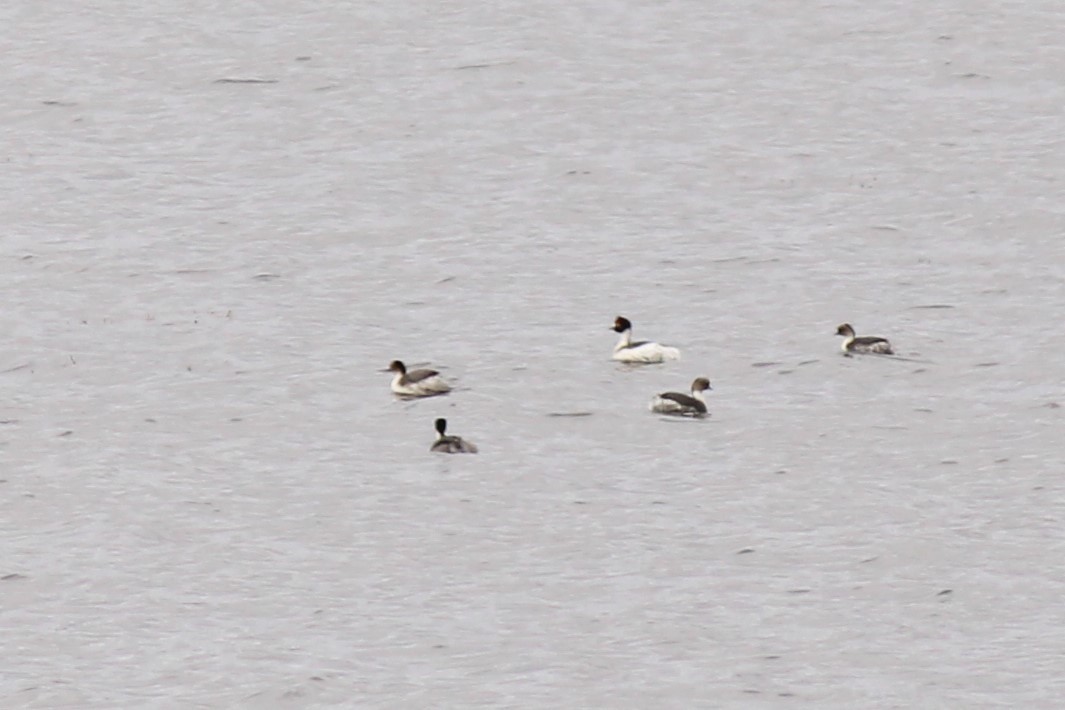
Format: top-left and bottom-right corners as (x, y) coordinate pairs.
(835, 323), (855, 338)
(434, 418), (448, 436)
(612, 316), (633, 333)
(691, 377), (712, 393)
(388, 360), (407, 374)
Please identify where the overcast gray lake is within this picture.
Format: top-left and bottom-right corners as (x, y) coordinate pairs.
(3, 1), (1065, 707)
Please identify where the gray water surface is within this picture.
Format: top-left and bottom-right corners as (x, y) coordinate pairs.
(3, 1), (1065, 707)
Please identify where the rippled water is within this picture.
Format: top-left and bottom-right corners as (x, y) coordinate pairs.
(4, 1), (1065, 707)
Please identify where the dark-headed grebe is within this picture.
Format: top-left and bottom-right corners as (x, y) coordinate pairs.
(835, 323), (893, 355)
(387, 360), (452, 397)
(649, 377), (712, 416)
(611, 316), (681, 363)
(430, 418), (478, 454)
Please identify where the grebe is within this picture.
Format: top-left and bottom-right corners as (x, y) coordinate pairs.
(430, 418), (478, 454)
(649, 377), (712, 416)
(835, 323), (893, 355)
(611, 316), (681, 363)
(387, 360), (452, 397)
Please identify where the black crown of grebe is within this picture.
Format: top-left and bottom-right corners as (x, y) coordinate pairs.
(610, 316), (681, 363)
(649, 377), (712, 416)
(430, 418), (478, 454)
(386, 360), (452, 397)
(835, 323), (894, 355)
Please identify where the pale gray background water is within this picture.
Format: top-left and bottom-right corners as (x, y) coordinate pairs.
(3, 1), (1064, 707)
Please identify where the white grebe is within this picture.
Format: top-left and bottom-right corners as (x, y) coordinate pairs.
(835, 323), (893, 355)
(387, 360), (452, 397)
(611, 316), (681, 363)
(430, 418), (478, 454)
(649, 377), (712, 416)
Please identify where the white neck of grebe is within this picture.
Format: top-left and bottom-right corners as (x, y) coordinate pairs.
(839, 334), (855, 351)
(614, 329), (633, 351)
